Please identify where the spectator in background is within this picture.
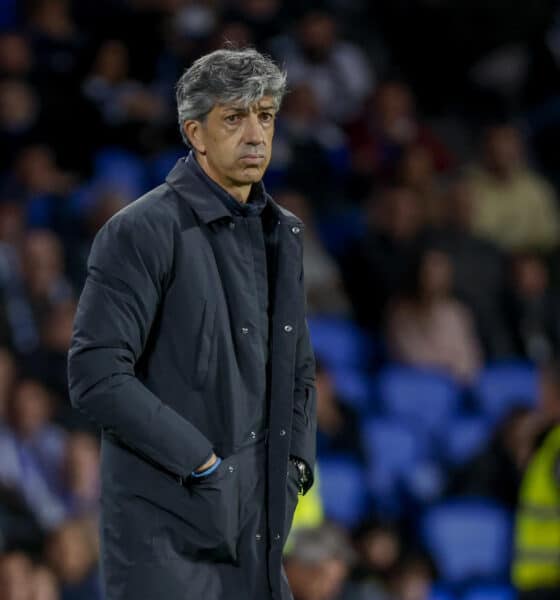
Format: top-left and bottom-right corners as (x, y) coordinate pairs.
(0, 81), (42, 169)
(26, 0), (94, 170)
(59, 432), (100, 518)
(0, 204), (28, 351)
(505, 253), (560, 364)
(0, 551), (34, 600)
(447, 407), (541, 510)
(0, 229), (76, 359)
(21, 231), (74, 328)
(22, 300), (77, 405)
(65, 188), (129, 290)
(3, 146), (76, 232)
(468, 124), (560, 252)
(434, 176), (513, 358)
(0, 348), (16, 420)
(273, 9), (374, 124)
(276, 190), (352, 317)
(396, 144), (445, 228)
(285, 523), (386, 600)
(386, 245), (482, 383)
(8, 380), (66, 483)
(224, 0), (285, 50)
(31, 565), (60, 600)
(45, 519), (101, 600)
(0, 32), (33, 78)
(342, 185), (428, 332)
(347, 82), (453, 196)
(538, 360), (560, 422)
(82, 39), (165, 149)
(269, 84), (350, 206)
(387, 554), (435, 600)
(512, 420), (560, 600)
(0, 379), (67, 530)
(352, 521), (401, 590)
(27, 0), (86, 85)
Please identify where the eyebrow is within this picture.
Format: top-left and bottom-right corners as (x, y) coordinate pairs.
(222, 105), (276, 114)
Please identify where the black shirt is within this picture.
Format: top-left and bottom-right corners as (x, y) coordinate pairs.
(186, 152), (278, 433)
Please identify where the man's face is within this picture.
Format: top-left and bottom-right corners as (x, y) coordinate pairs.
(187, 96), (276, 191)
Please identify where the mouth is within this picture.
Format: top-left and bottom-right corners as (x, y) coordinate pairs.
(240, 154), (265, 164)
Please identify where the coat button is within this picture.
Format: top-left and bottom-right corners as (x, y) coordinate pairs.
(283, 324), (293, 333)
(255, 533), (262, 541)
(241, 327), (249, 335)
(274, 533), (281, 541)
(249, 431), (256, 440)
(229, 221), (235, 230)
(227, 465), (235, 473)
(291, 226), (300, 234)
(280, 429), (286, 437)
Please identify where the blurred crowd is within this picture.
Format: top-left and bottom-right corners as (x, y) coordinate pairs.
(1, 0), (560, 599)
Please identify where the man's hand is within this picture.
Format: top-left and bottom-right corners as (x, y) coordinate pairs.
(194, 452), (219, 473)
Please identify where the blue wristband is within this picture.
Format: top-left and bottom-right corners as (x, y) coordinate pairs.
(191, 457), (222, 478)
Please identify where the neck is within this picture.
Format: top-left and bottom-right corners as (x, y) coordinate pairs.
(195, 153), (251, 203)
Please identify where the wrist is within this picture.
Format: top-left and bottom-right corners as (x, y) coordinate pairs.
(195, 452), (218, 473)
(191, 456), (221, 478)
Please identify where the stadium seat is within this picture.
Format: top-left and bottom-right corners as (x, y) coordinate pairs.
(308, 316), (373, 370)
(331, 367), (371, 413)
(361, 418), (428, 513)
(443, 417), (493, 465)
(474, 362), (537, 422)
(429, 587), (458, 600)
(420, 499), (512, 585)
(376, 366), (461, 434)
(93, 147), (148, 199)
(318, 455), (368, 528)
(462, 584), (516, 600)
(149, 147), (185, 187)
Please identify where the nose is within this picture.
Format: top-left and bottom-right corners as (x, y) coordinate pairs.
(243, 113), (264, 146)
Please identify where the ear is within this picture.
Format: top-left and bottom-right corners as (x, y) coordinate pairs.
(184, 120), (206, 155)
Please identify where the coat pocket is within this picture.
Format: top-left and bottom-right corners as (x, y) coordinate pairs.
(152, 454), (241, 563)
(103, 438), (241, 564)
(193, 297), (217, 389)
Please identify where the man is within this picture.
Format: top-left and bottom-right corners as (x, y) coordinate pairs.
(67, 48), (317, 600)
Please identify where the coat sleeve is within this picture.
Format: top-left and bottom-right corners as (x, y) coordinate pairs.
(67, 211), (214, 478)
(289, 267), (317, 494)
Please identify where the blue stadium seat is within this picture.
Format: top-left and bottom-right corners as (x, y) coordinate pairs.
(429, 587), (458, 600)
(308, 316), (373, 370)
(361, 418), (428, 513)
(318, 455), (368, 528)
(420, 499), (512, 585)
(331, 367), (371, 413)
(462, 585), (516, 600)
(474, 362), (537, 422)
(443, 417), (492, 465)
(148, 147), (185, 187)
(93, 147), (148, 199)
(376, 366), (460, 434)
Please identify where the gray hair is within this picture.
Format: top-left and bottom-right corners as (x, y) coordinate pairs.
(175, 47), (287, 147)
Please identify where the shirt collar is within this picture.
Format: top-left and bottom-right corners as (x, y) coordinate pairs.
(166, 151), (268, 222)
(165, 152), (301, 227)
(188, 152), (268, 217)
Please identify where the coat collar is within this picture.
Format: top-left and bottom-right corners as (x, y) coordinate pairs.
(165, 153), (303, 227)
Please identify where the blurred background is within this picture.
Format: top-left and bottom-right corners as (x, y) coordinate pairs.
(1, 0), (560, 599)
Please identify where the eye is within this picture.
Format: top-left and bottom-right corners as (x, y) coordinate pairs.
(225, 114), (241, 124)
(260, 112), (274, 123)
